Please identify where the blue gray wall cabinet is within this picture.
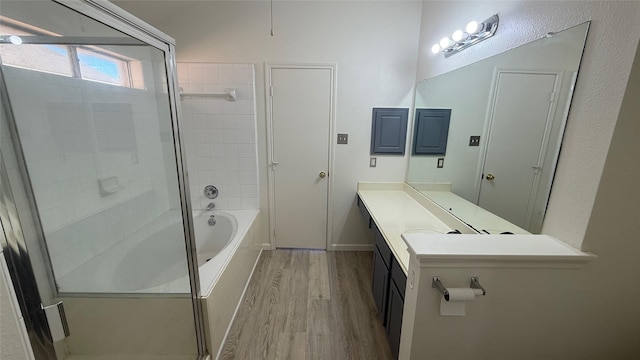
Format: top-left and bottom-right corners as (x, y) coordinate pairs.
(371, 108), (409, 155)
(413, 108), (451, 155)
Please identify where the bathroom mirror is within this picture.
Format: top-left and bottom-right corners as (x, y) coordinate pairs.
(406, 22), (590, 234)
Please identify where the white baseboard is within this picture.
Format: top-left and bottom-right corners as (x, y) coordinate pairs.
(331, 243), (375, 251)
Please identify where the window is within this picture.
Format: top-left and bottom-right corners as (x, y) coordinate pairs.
(0, 16), (144, 89)
(77, 47), (131, 87)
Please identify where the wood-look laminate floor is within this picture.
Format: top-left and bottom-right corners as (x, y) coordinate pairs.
(220, 250), (393, 360)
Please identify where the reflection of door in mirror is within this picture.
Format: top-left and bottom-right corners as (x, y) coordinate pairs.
(478, 70), (562, 232)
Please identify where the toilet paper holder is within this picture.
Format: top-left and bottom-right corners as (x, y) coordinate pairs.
(432, 276), (486, 301)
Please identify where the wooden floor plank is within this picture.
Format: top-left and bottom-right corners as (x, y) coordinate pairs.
(306, 299), (335, 360)
(220, 250), (392, 360)
(308, 250), (331, 300)
(276, 332), (307, 360)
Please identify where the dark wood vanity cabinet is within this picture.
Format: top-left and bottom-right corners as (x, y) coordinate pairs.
(387, 257), (406, 359)
(358, 194), (406, 359)
(357, 195), (372, 229)
(372, 244), (390, 325)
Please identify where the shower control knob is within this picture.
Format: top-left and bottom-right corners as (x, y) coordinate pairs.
(204, 185), (219, 199)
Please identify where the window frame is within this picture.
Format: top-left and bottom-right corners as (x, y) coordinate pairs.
(1, 16), (141, 89)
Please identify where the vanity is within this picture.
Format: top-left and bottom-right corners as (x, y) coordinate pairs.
(358, 21), (597, 359)
(357, 183), (593, 359)
(356, 182), (475, 359)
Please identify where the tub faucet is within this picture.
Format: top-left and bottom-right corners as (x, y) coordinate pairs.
(206, 202), (215, 211)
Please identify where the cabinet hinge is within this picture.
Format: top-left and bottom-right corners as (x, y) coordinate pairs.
(269, 86), (274, 97)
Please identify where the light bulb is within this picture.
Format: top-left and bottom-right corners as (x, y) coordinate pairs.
(452, 30), (464, 42)
(439, 37), (451, 49)
(431, 44), (441, 54)
(466, 21), (479, 34)
(8, 35), (22, 45)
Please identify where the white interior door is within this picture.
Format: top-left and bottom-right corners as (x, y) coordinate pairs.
(267, 65), (333, 249)
(478, 70), (560, 230)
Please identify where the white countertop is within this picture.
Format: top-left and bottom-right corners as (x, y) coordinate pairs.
(357, 183), (470, 274)
(420, 190), (529, 234)
(401, 233), (592, 264)
(358, 182), (594, 270)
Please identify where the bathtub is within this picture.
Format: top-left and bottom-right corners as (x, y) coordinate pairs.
(194, 209), (258, 295)
(57, 209), (258, 295)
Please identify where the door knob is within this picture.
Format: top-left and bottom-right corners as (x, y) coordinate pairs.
(486, 173), (495, 181)
(319, 171), (326, 178)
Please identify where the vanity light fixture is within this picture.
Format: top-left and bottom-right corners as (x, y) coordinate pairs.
(0, 35), (23, 45)
(431, 14), (499, 57)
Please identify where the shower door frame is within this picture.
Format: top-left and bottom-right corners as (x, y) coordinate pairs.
(0, 0), (206, 358)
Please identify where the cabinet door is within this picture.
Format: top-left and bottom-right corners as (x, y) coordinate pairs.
(357, 195), (372, 229)
(412, 108), (451, 155)
(386, 282), (404, 360)
(370, 108), (408, 154)
(371, 249), (390, 325)
(374, 225), (392, 269)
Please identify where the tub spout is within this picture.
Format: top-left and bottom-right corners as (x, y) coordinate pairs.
(206, 202), (215, 211)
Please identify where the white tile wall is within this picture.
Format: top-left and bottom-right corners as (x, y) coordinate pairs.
(177, 63), (259, 210)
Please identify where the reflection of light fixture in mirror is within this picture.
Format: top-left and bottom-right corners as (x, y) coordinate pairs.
(0, 35), (23, 45)
(431, 14), (499, 58)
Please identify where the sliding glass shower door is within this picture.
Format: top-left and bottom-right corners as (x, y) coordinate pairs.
(0, 1), (204, 358)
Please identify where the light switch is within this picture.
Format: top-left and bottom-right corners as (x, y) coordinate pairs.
(370, 157), (377, 167)
(337, 133), (348, 144)
(437, 158), (444, 168)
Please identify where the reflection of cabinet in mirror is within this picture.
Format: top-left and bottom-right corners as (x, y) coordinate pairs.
(412, 108), (451, 155)
(407, 21), (590, 234)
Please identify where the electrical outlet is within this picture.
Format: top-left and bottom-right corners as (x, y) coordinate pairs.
(469, 136), (480, 146)
(370, 157), (377, 167)
(337, 133), (348, 144)
(437, 158), (444, 168)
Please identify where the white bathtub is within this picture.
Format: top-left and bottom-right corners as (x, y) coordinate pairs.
(57, 209), (258, 294)
(194, 209), (258, 295)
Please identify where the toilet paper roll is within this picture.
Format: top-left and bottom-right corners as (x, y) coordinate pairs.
(439, 288), (483, 316)
(448, 288), (482, 301)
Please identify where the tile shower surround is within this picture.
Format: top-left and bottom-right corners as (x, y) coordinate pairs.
(177, 63), (259, 211)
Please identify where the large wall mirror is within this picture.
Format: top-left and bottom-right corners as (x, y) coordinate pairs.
(406, 22), (590, 234)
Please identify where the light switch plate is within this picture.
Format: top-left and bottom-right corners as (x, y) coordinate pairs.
(437, 158), (444, 168)
(337, 133), (348, 144)
(370, 157), (377, 167)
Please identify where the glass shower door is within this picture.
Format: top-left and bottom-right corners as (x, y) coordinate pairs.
(0, 0), (203, 358)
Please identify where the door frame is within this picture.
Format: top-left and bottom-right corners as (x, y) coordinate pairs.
(264, 63), (337, 250)
(474, 68), (564, 229)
